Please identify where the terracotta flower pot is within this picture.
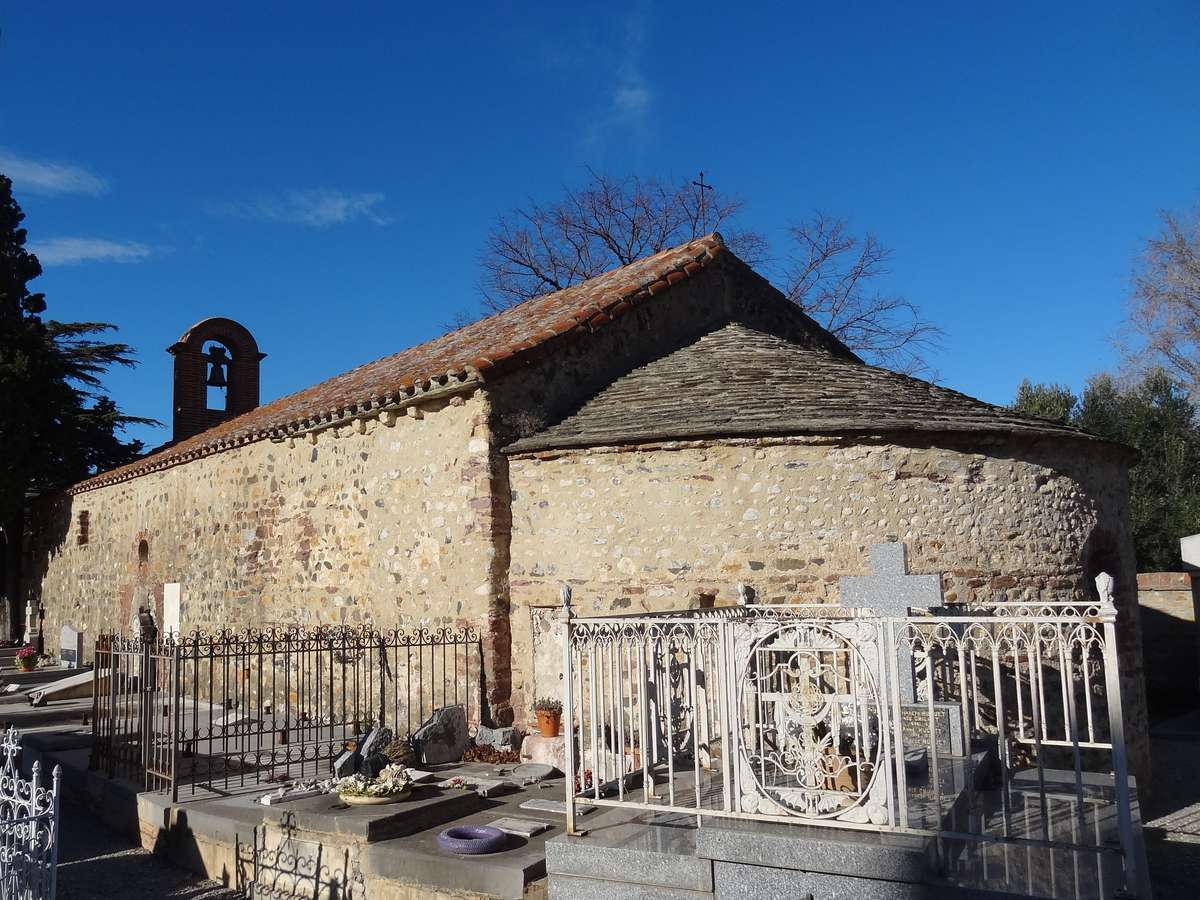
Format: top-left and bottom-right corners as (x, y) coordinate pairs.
(17, 659), (35, 673)
(535, 709), (562, 738)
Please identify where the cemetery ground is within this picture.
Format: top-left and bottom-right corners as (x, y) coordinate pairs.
(56, 803), (238, 900)
(0, 615), (1183, 899)
(1140, 708), (1200, 900)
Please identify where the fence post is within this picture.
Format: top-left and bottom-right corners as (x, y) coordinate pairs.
(378, 634), (388, 729)
(171, 638), (181, 803)
(1101, 605), (1140, 898)
(138, 608), (158, 788)
(559, 584), (579, 836)
(89, 635), (103, 771)
(48, 764), (61, 899)
(106, 636), (119, 778)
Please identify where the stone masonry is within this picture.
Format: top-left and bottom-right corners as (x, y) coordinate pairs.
(17, 233), (1152, 785)
(24, 390), (515, 724)
(506, 432), (1150, 785)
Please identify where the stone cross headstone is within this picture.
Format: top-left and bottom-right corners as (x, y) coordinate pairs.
(839, 542), (944, 702)
(59, 624), (83, 669)
(22, 600), (32, 645)
(162, 583), (182, 638)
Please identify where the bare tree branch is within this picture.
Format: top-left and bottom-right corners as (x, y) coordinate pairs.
(782, 214), (941, 374)
(478, 175), (940, 374)
(480, 173), (759, 312)
(1124, 207), (1200, 398)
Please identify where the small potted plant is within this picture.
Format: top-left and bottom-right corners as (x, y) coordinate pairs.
(534, 697), (563, 738)
(15, 645), (37, 673)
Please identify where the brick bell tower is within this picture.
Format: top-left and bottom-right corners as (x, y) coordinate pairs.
(168, 318), (265, 443)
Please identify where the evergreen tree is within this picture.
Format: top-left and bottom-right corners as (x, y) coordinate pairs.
(1012, 370), (1200, 570)
(1011, 379), (1078, 425)
(0, 174), (151, 523)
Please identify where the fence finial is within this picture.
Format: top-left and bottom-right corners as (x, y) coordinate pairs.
(1095, 571), (1116, 608)
(559, 583), (575, 623)
(737, 583), (756, 606)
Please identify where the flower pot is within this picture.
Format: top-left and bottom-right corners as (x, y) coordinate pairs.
(339, 787), (412, 806)
(535, 709), (561, 738)
(16, 660), (35, 673)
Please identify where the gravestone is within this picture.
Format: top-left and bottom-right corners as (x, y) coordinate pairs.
(839, 542), (944, 701)
(411, 705), (469, 765)
(357, 725), (393, 777)
(162, 583), (182, 638)
(59, 624), (83, 669)
(899, 700), (966, 757)
(475, 725), (521, 751)
(333, 744), (360, 778)
(22, 601), (33, 645)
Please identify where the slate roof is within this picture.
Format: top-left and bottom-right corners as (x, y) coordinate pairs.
(506, 323), (1114, 453)
(70, 234), (727, 493)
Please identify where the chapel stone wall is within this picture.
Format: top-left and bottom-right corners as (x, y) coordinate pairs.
(24, 391), (501, 664)
(505, 432), (1150, 786)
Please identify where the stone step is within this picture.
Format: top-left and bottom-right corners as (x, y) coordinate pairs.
(546, 816), (711, 894)
(366, 825), (549, 900)
(261, 782), (483, 843)
(549, 873), (711, 900)
(695, 819), (933, 885)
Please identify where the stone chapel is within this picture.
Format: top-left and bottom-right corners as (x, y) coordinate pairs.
(16, 233), (1147, 773)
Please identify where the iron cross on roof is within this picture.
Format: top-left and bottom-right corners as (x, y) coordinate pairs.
(693, 171), (714, 232)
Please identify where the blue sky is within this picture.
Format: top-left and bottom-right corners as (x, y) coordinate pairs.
(3, 2), (1198, 448)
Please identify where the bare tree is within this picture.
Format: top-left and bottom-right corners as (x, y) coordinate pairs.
(1126, 207), (1200, 398)
(478, 172), (939, 373)
(480, 172), (766, 311)
(782, 213), (940, 374)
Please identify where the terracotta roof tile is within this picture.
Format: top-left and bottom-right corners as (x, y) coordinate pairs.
(70, 233), (726, 493)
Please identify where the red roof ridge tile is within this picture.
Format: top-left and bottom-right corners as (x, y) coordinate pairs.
(67, 232), (726, 494)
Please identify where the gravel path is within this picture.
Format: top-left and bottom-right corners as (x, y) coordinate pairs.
(55, 805), (240, 900)
(1144, 710), (1200, 900)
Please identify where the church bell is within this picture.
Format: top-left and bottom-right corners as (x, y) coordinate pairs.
(205, 345), (230, 388)
(206, 360), (228, 388)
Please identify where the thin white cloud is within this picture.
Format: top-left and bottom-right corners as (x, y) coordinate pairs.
(31, 238), (154, 266)
(212, 189), (391, 228)
(0, 149), (109, 197)
(611, 7), (652, 121)
(613, 85), (651, 116)
(584, 6), (654, 151)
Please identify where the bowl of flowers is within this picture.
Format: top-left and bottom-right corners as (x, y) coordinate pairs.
(331, 764), (414, 806)
(15, 645), (38, 672)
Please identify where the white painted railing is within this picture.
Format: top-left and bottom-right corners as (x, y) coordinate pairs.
(559, 586), (1141, 898)
(0, 728), (61, 900)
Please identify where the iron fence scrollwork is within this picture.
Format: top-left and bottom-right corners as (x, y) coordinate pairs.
(91, 618), (480, 801)
(560, 591), (1143, 899)
(0, 727), (61, 900)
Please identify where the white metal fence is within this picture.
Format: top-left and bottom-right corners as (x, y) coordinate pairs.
(559, 588), (1141, 898)
(0, 728), (61, 900)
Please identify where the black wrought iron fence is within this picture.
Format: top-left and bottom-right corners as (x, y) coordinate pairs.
(91, 618), (480, 800)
